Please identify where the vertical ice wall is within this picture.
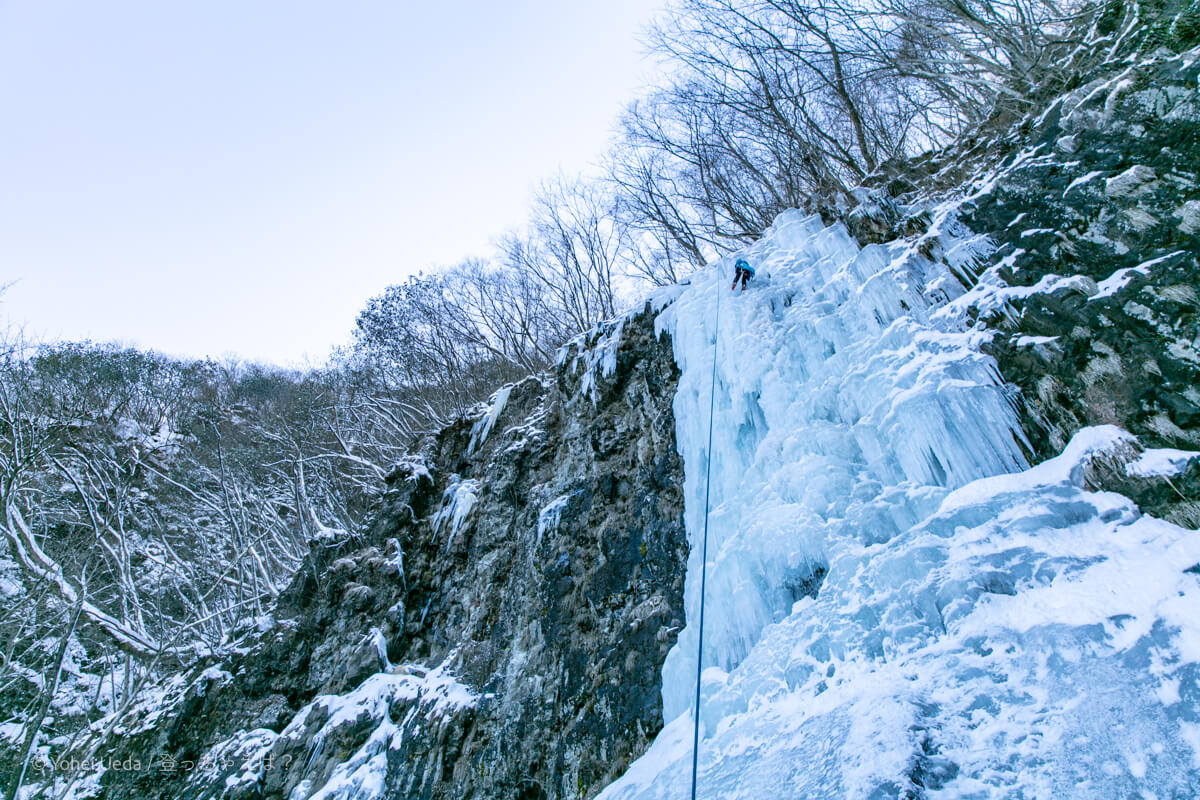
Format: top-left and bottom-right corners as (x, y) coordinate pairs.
(655, 210), (1028, 719)
(600, 211), (1200, 798)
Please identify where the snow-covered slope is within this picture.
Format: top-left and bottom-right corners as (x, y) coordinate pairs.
(600, 209), (1200, 798)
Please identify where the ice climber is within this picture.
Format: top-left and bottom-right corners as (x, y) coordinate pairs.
(731, 258), (755, 291)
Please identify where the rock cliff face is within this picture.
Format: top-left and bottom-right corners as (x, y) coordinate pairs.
(84, 306), (687, 800)
(959, 47), (1200, 526)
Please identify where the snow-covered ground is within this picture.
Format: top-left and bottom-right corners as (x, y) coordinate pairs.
(599, 210), (1200, 798)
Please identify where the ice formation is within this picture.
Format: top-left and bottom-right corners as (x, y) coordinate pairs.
(599, 210), (1200, 797)
(468, 384), (514, 454)
(430, 477), (479, 549)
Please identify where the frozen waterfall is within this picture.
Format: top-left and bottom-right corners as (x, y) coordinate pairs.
(599, 211), (1200, 798)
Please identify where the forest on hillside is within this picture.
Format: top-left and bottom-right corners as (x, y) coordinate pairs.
(5, 1), (1197, 796)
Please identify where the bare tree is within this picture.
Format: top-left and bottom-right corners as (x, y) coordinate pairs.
(605, 0), (1113, 257)
(817, 0), (1099, 126)
(351, 264), (553, 421)
(7, 579), (85, 800)
(607, 147), (711, 284)
(502, 175), (626, 333)
(447, 260), (564, 373)
(616, 0), (920, 242)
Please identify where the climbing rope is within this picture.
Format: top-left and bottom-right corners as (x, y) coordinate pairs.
(690, 273), (722, 800)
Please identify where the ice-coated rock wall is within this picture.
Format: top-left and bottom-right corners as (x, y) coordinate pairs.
(600, 47), (1200, 800)
(597, 47), (1200, 796)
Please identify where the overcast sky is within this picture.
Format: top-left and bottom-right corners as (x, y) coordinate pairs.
(0, 1), (667, 365)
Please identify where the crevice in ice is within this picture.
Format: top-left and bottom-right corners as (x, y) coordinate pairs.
(925, 447), (948, 486)
(777, 562), (827, 616)
(734, 391), (767, 456)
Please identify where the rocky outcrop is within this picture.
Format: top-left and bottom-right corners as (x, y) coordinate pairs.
(956, 47), (1200, 525)
(81, 305), (688, 800)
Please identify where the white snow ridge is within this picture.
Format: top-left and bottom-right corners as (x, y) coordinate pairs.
(598, 211), (1200, 798)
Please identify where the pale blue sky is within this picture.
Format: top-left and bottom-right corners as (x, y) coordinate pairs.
(0, 1), (667, 364)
